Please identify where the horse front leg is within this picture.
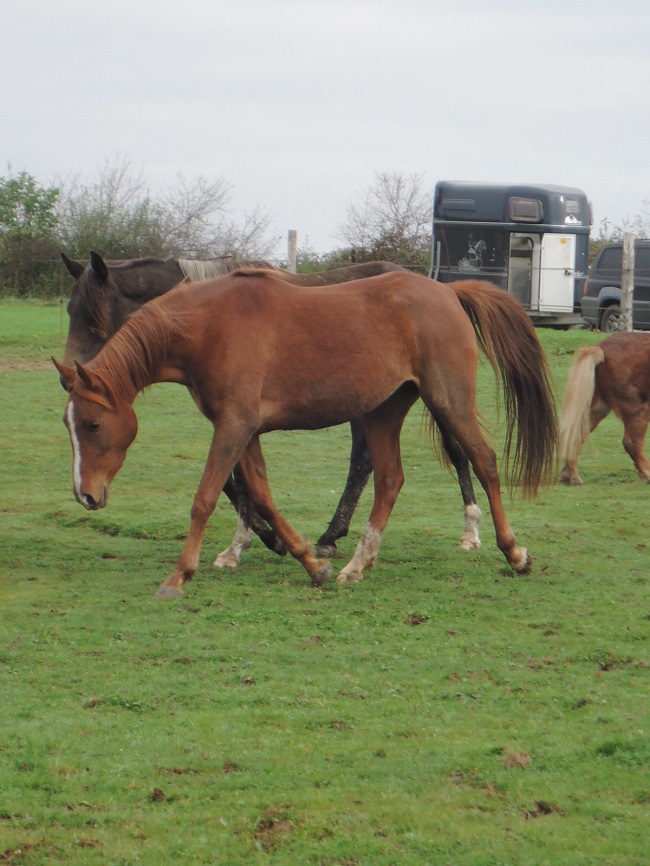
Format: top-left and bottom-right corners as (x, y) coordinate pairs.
(315, 419), (373, 557)
(155, 422), (253, 598)
(237, 436), (333, 586)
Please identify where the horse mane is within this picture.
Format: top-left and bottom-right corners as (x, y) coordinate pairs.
(80, 289), (190, 406)
(78, 268), (113, 341)
(106, 256), (175, 270)
(178, 258), (276, 282)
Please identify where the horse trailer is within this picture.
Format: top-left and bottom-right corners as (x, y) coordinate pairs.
(429, 181), (592, 326)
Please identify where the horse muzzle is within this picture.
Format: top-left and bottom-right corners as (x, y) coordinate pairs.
(75, 487), (108, 510)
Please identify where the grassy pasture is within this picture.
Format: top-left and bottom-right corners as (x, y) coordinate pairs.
(0, 301), (648, 865)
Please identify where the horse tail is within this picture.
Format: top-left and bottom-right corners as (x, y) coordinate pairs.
(448, 279), (559, 497)
(559, 345), (605, 463)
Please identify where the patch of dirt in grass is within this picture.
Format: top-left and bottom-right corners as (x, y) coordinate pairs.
(0, 361), (52, 372)
(523, 800), (566, 819)
(77, 838), (102, 849)
(405, 613), (429, 626)
(254, 806), (295, 851)
(503, 751), (532, 769)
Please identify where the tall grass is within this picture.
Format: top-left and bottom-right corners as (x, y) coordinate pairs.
(0, 303), (647, 865)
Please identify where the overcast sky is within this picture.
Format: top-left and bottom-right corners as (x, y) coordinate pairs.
(3, 0), (648, 255)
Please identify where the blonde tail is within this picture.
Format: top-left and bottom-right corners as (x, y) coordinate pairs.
(560, 346), (605, 462)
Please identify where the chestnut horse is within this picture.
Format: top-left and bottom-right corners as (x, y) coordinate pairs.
(60, 252), (483, 563)
(560, 331), (650, 485)
(54, 269), (557, 598)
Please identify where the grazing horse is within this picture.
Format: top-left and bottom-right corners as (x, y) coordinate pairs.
(60, 252), (483, 562)
(54, 269), (557, 598)
(560, 331), (650, 485)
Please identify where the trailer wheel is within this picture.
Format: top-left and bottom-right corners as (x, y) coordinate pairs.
(600, 305), (621, 333)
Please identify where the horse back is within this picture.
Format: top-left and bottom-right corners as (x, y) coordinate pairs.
(598, 332), (650, 403)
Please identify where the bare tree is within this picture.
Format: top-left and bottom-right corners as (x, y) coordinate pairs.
(336, 170), (432, 268)
(56, 157), (280, 262)
(161, 173), (233, 256)
(211, 207), (280, 261)
(56, 157), (167, 259)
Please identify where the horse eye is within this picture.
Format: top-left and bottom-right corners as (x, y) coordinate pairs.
(87, 421), (100, 433)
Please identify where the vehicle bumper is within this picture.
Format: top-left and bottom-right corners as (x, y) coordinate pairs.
(580, 296), (600, 327)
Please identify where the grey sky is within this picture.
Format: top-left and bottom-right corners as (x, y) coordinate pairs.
(2, 0), (648, 254)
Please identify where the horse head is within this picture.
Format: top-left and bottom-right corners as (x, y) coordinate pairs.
(60, 251), (121, 380)
(53, 357), (138, 511)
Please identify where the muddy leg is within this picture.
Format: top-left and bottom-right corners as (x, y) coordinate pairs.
(315, 419), (373, 557)
(214, 469), (287, 568)
(425, 404), (530, 574)
(238, 436), (333, 586)
(438, 426), (482, 550)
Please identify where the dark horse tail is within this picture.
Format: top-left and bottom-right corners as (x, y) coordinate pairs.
(447, 279), (559, 497)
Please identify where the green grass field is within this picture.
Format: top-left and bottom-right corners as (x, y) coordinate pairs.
(1, 301), (648, 865)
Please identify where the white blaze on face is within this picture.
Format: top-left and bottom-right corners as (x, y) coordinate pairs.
(66, 400), (83, 499)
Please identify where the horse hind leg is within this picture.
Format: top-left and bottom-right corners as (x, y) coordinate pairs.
(426, 402), (530, 574)
(316, 416), (483, 558)
(436, 424), (482, 550)
(559, 398), (611, 486)
(337, 391), (414, 583)
(619, 408), (650, 482)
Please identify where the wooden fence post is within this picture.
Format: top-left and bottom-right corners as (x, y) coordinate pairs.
(620, 232), (635, 332)
(287, 230), (298, 274)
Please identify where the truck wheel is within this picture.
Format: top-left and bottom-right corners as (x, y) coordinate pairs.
(600, 305), (621, 333)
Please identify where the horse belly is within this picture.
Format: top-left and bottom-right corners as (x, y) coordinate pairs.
(257, 372), (409, 432)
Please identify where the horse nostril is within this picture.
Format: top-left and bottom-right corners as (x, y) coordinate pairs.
(81, 492), (98, 509)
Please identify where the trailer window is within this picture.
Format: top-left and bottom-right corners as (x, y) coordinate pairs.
(509, 197), (543, 223)
(439, 198), (476, 217)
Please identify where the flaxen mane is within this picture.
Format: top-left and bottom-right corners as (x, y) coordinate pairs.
(178, 259), (275, 282)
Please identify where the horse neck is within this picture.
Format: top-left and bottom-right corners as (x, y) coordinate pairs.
(117, 258), (185, 303)
(91, 301), (185, 403)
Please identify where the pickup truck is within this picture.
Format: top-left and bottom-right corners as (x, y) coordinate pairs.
(581, 240), (650, 331)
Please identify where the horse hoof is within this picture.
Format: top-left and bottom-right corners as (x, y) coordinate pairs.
(154, 586), (184, 599)
(336, 569), (363, 584)
(213, 553), (240, 569)
(511, 548), (532, 575)
(560, 474), (584, 486)
(459, 537), (481, 551)
(314, 542), (338, 558)
(311, 562), (333, 587)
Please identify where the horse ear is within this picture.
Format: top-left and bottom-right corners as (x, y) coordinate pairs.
(74, 361), (109, 397)
(89, 251), (109, 283)
(52, 357), (76, 390)
(60, 252), (85, 279)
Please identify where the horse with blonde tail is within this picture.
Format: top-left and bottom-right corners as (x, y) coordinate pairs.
(54, 269), (558, 598)
(560, 332), (650, 485)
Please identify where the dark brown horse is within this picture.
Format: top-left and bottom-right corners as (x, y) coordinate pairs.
(54, 269), (557, 598)
(560, 331), (650, 484)
(60, 252), (483, 564)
